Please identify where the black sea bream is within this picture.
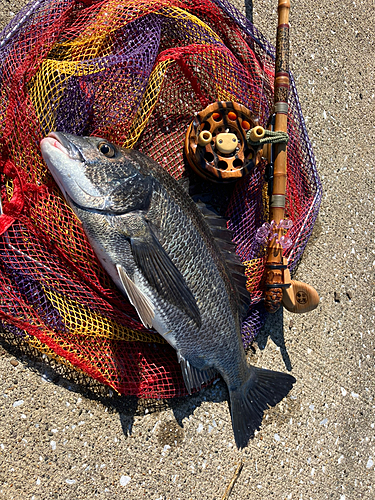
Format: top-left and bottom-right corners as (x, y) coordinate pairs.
(41, 132), (295, 448)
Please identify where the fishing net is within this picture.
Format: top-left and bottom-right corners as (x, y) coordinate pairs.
(0, 0), (321, 398)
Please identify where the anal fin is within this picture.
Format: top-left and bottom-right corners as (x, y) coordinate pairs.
(177, 352), (217, 393)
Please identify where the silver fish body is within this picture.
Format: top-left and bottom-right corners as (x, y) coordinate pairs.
(41, 132), (295, 448)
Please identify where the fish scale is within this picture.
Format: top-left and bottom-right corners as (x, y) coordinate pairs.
(41, 131), (296, 448)
(139, 182), (236, 364)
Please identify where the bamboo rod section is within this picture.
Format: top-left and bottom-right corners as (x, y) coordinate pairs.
(264, 0), (319, 314)
(264, 0), (291, 313)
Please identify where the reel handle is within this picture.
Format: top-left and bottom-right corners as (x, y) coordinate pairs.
(281, 259), (319, 313)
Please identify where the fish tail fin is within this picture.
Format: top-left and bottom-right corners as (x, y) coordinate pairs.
(229, 366), (296, 449)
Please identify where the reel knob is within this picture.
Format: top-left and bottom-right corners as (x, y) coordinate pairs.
(184, 101), (263, 183)
(215, 133), (239, 154)
(248, 125), (266, 142)
(198, 130), (213, 146)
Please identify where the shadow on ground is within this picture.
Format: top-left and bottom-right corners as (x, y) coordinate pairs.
(256, 307), (292, 371)
(0, 289), (292, 444)
(0, 300), (294, 442)
(244, 0), (253, 23)
(0, 327), (229, 441)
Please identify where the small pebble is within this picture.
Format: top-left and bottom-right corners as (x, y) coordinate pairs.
(10, 359), (19, 367)
(120, 475), (131, 486)
(346, 290), (353, 300)
(334, 291), (340, 303)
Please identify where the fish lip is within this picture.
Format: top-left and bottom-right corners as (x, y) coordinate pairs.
(45, 132), (84, 162)
(41, 132), (104, 208)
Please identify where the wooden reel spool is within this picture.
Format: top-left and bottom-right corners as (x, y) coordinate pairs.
(184, 101), (263, 182)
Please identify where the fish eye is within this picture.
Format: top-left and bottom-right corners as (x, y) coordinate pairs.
(98, 142), (115, 158)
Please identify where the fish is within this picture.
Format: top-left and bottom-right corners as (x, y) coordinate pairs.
(40, 132), (296, 448)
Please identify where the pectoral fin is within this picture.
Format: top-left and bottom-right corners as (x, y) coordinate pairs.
(116, 264), (154, 329)
(110, 214), (201, 328)
(130, 225), (201, 328)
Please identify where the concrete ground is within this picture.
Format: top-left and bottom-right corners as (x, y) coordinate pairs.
(0, 0), (374, 498)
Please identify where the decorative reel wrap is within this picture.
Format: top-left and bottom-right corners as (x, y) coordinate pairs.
(185, 101), (263, 182)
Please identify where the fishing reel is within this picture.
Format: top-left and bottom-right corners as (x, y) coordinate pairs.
(184, 101), (264, 183)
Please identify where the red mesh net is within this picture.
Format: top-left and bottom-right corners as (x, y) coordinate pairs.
(0, 0), (321, 397)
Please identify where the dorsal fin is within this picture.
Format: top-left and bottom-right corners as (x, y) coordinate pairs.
(218, 240), (238, 253)
(177, 175), (190, 193)
(195, 200), (250, 313)
(211, 226), (234, 242)
(221, 250), (246, 274)
(204, 217), (228, 229)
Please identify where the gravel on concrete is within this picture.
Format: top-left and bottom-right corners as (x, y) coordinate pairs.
(0, 0), (374, 498)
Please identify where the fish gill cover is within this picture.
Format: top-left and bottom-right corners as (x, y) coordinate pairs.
(0, 0), (321, 397)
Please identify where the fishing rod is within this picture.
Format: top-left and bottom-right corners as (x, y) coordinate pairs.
(183, 0), (319, 313)
(264, 0), (319, 314)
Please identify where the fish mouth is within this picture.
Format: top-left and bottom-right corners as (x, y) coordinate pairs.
(41, 132), (84, 162)
(40, 131), (107, 210)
